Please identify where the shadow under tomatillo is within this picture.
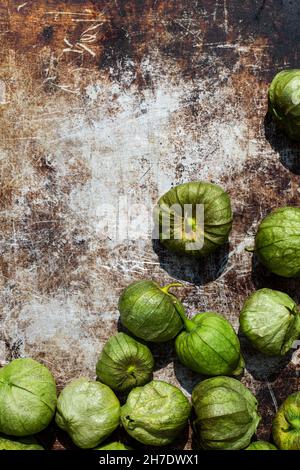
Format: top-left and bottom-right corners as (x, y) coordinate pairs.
(173, 357), (204, 396)
(264, 113), (300, 175)
(251, 252), (300, 303)
(239, 334), (294, 382)
(152, 239), (230, 286)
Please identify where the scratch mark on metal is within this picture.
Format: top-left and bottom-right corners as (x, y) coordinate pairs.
(17, 2), (28, 11)
(223, 0), (228, 34)
(267, 381), (278, 412)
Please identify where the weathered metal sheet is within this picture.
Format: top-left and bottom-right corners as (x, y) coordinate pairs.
(0, 0), (299, 448)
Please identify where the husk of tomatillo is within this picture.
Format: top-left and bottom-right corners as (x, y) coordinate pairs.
(55, 377), (120, 449)
(119, 280), (185, 342)
(121, 380), (191, 446)
(0, 434), (44, 450)
(268, 69), (300, 141)
(272, 391), (300, 450)
(240, 288), (300, 356)
(247, 207), (300, 278)
(94, 441), (133, 450)
(245, 441), (277, 450)
(192, 376), (261, 450)
(175, 306), (244, 377)
(0, 358), (57, 437)
(154, 181), (233, 257)
(96, 332), (154, 394)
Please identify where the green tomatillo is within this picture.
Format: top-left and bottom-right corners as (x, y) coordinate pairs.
(119, 280), (184, 342)
(268, 69), (300, 141)
(121, 380), (191, 446)
(96, 332), (154, 394)
(0, 358), (57, 437)
(272, 392), (300, 450)
(240, 288), (300, 356)
(0, 434), (44, 450)
(95, 441), (133, 450)
(250, 207), (300, 278)
(175, 310), (244, 376)
(192, 376), (260, 450)
(245, 441), (277, 450)
(55, 377), (120, 449)
(154, 181), (232, 257)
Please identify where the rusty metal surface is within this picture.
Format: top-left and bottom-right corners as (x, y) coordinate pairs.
(0, 0), (299, 449)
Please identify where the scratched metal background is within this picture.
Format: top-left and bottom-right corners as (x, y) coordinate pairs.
(0, 0), (299, 449)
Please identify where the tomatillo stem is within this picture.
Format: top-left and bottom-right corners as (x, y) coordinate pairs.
(160, 282), (184, 293)
(173, 300), (195, 332)
(161, 282), (195, 331)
